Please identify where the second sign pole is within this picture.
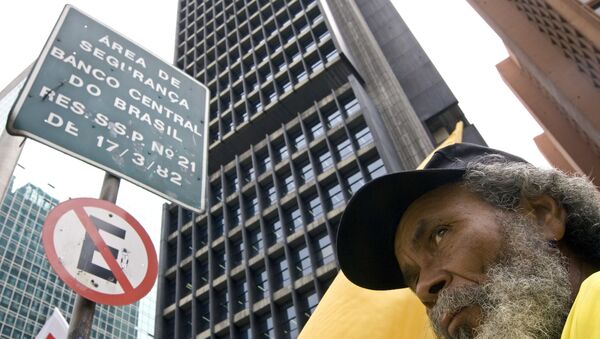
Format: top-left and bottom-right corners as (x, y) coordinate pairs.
(67, 172), (120, 339)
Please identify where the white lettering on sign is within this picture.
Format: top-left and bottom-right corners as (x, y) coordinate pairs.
(13, 5), (208, 209)
(44, 112), (79, 136)
(50, 46), (120, 88)
(98, 35), (147, 68)
(131, 70), (189, 110)
(39, 86), (86, 115)
(158, 69), (181, 89)
(125, 89), (201, 137)
(68, 74), (102, 97)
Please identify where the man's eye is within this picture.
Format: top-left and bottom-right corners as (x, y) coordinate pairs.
(433, 226), (448, 245)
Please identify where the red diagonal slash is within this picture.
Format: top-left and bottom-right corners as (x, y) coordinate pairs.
(73, 207), (134, 293)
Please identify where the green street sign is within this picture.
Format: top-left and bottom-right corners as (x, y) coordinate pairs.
(8, 5), (209, 212)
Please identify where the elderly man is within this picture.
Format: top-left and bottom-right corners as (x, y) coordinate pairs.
(336, 143), (600, 339)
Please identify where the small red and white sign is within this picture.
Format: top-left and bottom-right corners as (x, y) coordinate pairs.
(35, 307), (68, 339)
(42, 198), (158, 306)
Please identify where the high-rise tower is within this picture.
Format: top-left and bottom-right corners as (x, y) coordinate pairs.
(156, 0), (483, 338)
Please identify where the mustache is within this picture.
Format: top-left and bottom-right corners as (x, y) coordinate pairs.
(428, 284), (489, 336)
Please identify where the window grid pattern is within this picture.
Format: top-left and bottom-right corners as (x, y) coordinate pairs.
(159, 81), (387, 337)
(161, 0), (391, 337)
(176, 0), (340, 145)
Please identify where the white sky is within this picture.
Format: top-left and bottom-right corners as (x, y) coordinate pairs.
(0, 0), (548, 248)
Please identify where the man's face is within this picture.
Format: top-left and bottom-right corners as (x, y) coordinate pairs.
(394, 183), (571, 339)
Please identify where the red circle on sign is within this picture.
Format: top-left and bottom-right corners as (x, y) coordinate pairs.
(42, 198), (158, 306)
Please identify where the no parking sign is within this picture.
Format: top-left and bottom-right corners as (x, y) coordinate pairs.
(42, 198), (157, 305)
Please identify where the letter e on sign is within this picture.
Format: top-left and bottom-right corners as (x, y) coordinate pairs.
(42, 198), (158, 305)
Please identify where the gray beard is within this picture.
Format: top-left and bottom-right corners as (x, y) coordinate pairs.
(427, 212), (572, 339)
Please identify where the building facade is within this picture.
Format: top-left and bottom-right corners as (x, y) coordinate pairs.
(0, 178), (139, 338)
(467, 0), (600, 186)
(156, 0), (483, 338)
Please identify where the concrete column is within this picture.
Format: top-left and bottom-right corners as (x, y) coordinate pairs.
(321, 0), (433, 168)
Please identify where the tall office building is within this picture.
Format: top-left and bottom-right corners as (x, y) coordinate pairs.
(0, 178), (139, 338)
(156, 0), (484, 338)
(467, 0), (600, 186)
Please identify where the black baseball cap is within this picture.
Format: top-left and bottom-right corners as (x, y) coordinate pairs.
(336, 143), (528, 290)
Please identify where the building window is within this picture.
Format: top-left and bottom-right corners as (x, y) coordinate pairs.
(248, 226), (264, 257)
(325, 107), (343, 128)
(237, 109), (249, 123)
(294, 68), (308, 83)
(212, 214), (225, 239)
(302, 290), (319, 319)
(215, 287), (229, 322)
(214, 247), (226, 277)
(222, 114), (233, 134)
(335, 136), (353, 161)
(231, 237), (244, 268)
(273, 255), (291, 289)
(306, 193), (323, 221)
(242, 163), (255, 184)
(265, 216), (283, 246)
(253, 266), (269, 301)
(281, 301), (298, 338)
(313, 231), (334, 266)
(233, 278), (249, 313)
(263, 181), (277, 206)
(244, 194), (259, 218)
(342, 96), (360, 115)
(316, 148), (333, 172)
(291, 130), (306, 151)
(229, 203), (242, 226)
(211, 126), (220, 142)
(212, 182), (223, 202)
(325, 181), (344, 209)
(308, 118), (324, 140)
(227, 173), (239, 195)
(354, 124), (373, 148)
(366, 158), (386, 179)
(276, 141), (289, 162)
(293, 243), (312, 278)
(298, 157), (314, 185)
(198, 261), (209, 285)
(345, 169), (365, 195)
(310, 57), (324, 72)
(197, 222), (208, 248)
(182, 231), (193, 258)
(197, 298), (210, 332)
(280, 171), (295, 195)
(257, 313), (275, 338)
(282, 79), (293, 93)
(258, 152), (272, 173)
(285, 206), (303, 234)
(237, 323), (252, 339)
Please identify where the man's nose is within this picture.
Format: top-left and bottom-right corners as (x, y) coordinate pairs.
(415, 269), (449, 308)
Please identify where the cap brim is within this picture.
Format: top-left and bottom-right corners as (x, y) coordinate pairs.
(336, 168), (465, 290)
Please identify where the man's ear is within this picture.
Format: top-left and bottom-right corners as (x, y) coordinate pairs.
(520, 194), (567, 241)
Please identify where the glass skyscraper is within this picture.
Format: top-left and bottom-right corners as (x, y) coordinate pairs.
(156, 0), (484, 338)
(0, 178), (139, 338)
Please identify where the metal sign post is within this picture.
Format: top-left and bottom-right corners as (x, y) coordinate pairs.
(69, 172), (119, 338)
(41, 172), (159, 338)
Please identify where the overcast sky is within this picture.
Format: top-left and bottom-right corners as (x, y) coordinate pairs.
(0, 0), (548, 247)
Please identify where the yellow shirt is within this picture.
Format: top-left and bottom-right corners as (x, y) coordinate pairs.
(562, 271), (600, 338)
